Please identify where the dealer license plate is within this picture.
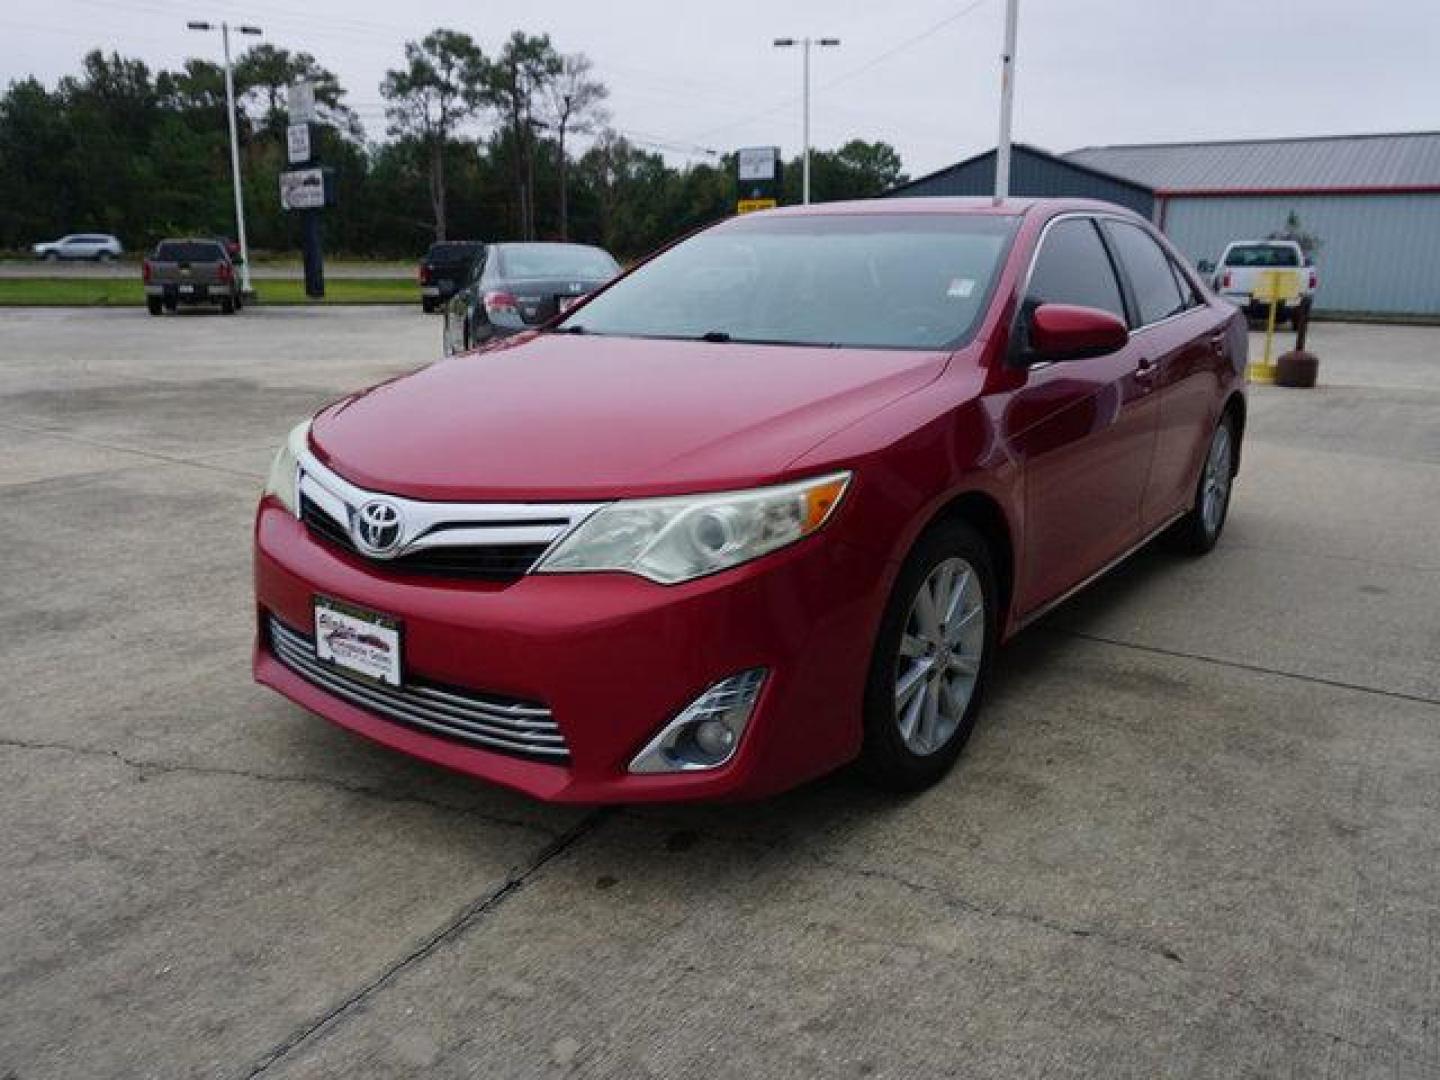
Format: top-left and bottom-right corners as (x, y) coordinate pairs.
(313, 597), (402, 686)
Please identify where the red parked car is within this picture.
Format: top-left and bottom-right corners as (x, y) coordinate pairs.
(254, 198), (1246, 803)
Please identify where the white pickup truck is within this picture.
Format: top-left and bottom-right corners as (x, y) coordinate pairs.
(1207, 240), (1317, 326)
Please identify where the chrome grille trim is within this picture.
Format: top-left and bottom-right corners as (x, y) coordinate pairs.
(267, 617), (569, 761)
(295, 448), (603, 566)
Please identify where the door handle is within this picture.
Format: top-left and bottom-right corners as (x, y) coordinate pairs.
(1135, 356), (1158, 381)
(1208, 333), (1226, 355)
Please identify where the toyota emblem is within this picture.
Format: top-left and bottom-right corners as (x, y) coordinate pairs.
(351, 499), (404, 556)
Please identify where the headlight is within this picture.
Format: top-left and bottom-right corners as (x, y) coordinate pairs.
(262, 420), (311, 515)
(536, 472), (851, 584)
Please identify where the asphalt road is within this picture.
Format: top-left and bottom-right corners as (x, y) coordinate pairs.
(2, 308), (1438, 1078)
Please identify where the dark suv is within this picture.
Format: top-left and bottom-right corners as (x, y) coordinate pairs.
(418, 241), (485, 313)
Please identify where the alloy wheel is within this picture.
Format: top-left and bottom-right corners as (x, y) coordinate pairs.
(894, 557), (985, 756)
(1201, 424), (1234, 535)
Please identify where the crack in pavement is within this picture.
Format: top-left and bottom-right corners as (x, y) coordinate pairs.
(1045, 628), (1440, 709)
(644, 819), (1416, 1067)
(239, 807), (612, 1078)
(0, 418), (262, 482)
(0, 736), (557, 836)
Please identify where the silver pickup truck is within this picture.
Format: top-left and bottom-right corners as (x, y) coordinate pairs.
(143, 239), (243, 315)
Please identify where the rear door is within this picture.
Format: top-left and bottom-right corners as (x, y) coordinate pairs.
(1006, 214), (1161, 614)
(1101, 219), (1228, 530)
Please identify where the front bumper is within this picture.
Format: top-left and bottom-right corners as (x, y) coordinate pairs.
(253, 498), (889, 802)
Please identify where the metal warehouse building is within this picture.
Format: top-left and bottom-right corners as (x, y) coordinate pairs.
(886, 132), (1440, 317)
(1068, 132), (1440, 317)
(884, 143), (1156, 218)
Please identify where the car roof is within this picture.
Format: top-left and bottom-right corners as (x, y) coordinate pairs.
(753, 196), (1142, 220)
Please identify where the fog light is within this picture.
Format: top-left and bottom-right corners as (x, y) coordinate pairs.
(628, 669), (766, 774)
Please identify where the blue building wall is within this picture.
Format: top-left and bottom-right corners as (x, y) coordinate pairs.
(1161, 193), (1440, 315)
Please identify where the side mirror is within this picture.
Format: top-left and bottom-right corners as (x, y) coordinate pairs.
(1027, 303), (1129, 363)
(1196, 259), (1214, 274)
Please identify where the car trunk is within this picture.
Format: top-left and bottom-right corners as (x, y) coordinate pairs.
(506, 277), (607, 325)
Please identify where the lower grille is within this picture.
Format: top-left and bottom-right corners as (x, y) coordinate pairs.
(267, 616), (568, 762)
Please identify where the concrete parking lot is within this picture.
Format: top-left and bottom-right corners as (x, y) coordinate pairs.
(2, 307), (1438, 1078)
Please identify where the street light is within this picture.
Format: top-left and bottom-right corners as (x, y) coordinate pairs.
(773, 36), (839, 205)
(187, 20), (262, 295)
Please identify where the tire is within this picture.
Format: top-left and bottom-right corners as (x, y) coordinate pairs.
(233, 291), (244, 312)
(421, 298), (436, 314)
(44, 251), (59, 262)
(860, 519), (997, 792)
(1170, 414), (1237, 555)
(220, 296), (235, 315)
(146, 298), (163, 316)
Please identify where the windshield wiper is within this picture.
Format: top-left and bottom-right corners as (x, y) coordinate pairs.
(693, 330), (841, 348)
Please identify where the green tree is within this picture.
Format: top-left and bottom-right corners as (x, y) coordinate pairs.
(481, 32), (561, 240)
(380, 29), (487, 241)
(781, 139), (907, 203)
(543, 52), (607, 240)
(235, 44), (357, 139)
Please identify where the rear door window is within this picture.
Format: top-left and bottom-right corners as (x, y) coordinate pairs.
(1025, 217), (1127, 320)
(1223, 243), (1300, 267)
(155, 242), (225, 262)
(1103, 221), (1186, 327)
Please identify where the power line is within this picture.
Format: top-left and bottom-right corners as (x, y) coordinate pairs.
(691, 0), (991, 141)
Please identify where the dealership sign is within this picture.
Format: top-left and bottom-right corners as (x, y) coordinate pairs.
(286, 81), (317, 123)
(738, 146), (780, 182)
(279, 167), (326, 210)
(286, 123), (312, 165)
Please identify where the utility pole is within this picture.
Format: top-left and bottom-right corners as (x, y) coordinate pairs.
(187, 20), (262, 295)
(993, 0), (1019, 204)
(773, 36), (839, 204)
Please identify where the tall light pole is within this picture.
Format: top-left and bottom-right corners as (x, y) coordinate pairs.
(187, 20), (262, 295)
(773, 36), (839, 204)
(993, 0), (1020, 204)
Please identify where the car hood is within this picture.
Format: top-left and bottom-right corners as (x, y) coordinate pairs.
(309, 333), (949, 500)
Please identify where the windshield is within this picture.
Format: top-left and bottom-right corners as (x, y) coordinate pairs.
(559, 213), (1018, 349)
(498, 244), (618, 281)
(1224, 244), (1300, 267)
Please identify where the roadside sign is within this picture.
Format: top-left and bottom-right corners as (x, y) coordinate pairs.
(1248, 269), (1303, 384)
(1253, 269), (1301, 304)
(286, 81), (317, 123)
(279, 167), (326, 211)
(737, 198), (778, 215)
(286, 123), (312, 166)
(738, 147), (780, 182)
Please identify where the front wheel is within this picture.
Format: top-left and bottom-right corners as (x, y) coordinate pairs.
(1170, 415), (1236, 554)
(220, 296), (235, 314)
(146, 298), (163, 316)
(860, 520), (997, 792)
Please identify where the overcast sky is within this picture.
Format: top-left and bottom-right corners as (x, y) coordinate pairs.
(5, 0), (1438, 177)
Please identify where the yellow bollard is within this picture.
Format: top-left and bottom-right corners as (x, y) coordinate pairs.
(1246, 268), (1293, 385)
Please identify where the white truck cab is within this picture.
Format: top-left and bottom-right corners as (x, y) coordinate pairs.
(1209, 240), (1316, 325)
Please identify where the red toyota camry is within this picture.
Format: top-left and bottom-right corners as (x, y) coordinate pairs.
(254, 198), (1246, 803)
